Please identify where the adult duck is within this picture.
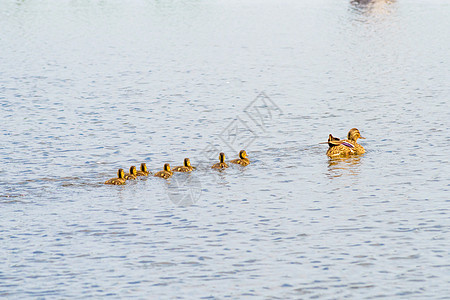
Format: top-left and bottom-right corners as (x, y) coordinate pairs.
(323, 128), (365, 157)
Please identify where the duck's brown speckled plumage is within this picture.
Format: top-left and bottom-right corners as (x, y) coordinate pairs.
(105, 169), (126, 185)
(325, 128), (366, 157)
(173, 158), (195, 172)
(154, 163), (173, 179)
(212, 152), (228, 169)
(230, 150), (250, 166)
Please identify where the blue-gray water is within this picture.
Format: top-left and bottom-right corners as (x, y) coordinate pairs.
(1, 0), (449, 298)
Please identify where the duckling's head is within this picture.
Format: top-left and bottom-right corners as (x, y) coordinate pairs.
(164, 163), (171, 172)
(118, 168), (125, 179)
(184, 158), (191, 167)
(140, 163), (147, 173)
(130, 166), (137, 175)
(239, 150), (247, 159)
(348, 128), (365, 142)
(219, 152), (225, 163)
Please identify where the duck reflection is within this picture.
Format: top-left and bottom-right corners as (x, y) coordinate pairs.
(350, 0), (396, 15)
(326, 155), (362, 179)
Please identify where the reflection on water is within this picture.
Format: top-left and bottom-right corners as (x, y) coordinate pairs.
(327, 155), (363, 178)
(350, 0), (396, 16)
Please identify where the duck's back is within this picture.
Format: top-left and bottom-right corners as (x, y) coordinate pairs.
(343, 139), (365, 155)
(326, 144), (354, 157)
(353, 143), (365, 154)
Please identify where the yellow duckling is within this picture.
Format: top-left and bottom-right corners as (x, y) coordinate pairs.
(211, 152), (228, 169)
(124, 166), (138, 180)
(154, 163), (173, 179)
(173, 158), (195, 172)
(136, 163), (150, 176)
(105, 168), (126, 185)
(230, 150), (250, 166)
(324, 128), (366, 157)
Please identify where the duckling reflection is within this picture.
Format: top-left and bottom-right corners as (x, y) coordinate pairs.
(327, 156), (363, 179)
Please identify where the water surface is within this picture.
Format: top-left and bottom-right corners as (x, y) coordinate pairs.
(1, 0), (449, 298)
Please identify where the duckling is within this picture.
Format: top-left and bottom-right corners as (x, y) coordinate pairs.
(173, 158), (195, 172)
(323, 128), (365, 157)
(136, 163), (150, 176)
(154, 163), (173, 179)
(230, 150), (250, 166)
(105, 168), (126, 185)
(211, 152), (228, 169)
(124, 166), (138, 180)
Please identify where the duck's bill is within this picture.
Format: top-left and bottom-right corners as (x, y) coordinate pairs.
(359, 136), (366, 139)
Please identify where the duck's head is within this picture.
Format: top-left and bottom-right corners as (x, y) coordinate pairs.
(184, 158), (191, 167)
(219, 152), (226, 163)
(130, 166), (137, 175)
(118, 168), (125, 179)
(348, 128), (365, 142)
(239, 150), (247, 159)
(164, 163), (171, 172)
(140, 163), (147, 173)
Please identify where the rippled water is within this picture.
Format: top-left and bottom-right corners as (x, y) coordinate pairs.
(1, 0), (449, 298)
